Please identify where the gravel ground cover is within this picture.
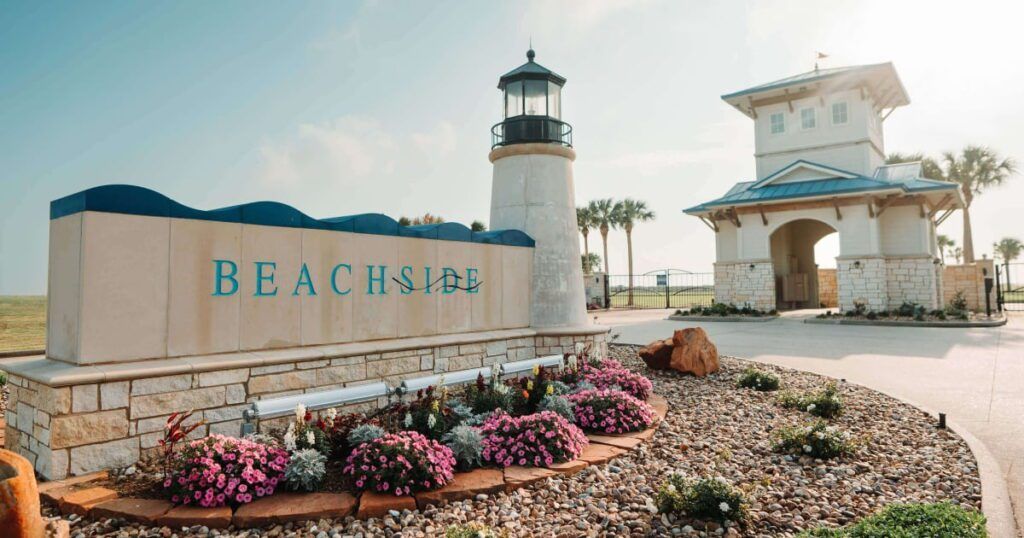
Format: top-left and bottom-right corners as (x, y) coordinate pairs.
(41, 345), (980, 537)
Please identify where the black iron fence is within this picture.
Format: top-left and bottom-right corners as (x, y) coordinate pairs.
(998, 262), (1024, 312)
(604, 272), (714, 310)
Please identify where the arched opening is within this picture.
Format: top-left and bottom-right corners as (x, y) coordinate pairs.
(769, 218), (839, 310)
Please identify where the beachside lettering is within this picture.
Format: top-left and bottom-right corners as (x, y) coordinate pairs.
(211, 259), (480, 297)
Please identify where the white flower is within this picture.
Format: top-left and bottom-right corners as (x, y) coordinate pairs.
(404, 412), (413, 427)
(306, 430), (315, 445)
(495, 384), (510, 395)
(803, 444), (813, 453)
(283, 430), (296, 451)
(814, 432), (825, 440)
(427, 414), (437, 428)
(295, 403), (306, 421)
(806, 404), (816, 412)
(325, 407), (338, 422)
(666, 484), (677, 493)
(574, 342), (586, 355)
(567, 355), (578, 370)
(719, 502), (730, 512)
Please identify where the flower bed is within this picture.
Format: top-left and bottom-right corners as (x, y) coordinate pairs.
(164, 434), (289, 507)
(479, 411), (588, 467)
(567, 388), (655, 434)
(343, 431), (456, 496)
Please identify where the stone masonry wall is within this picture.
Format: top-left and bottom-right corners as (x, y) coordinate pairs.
(837, 257), (886, 312)
(885, 256), (940, 310)
(714, 261), (775, 311)
(817, 269), (838, 308)
(4, 332), (607, 481)
(943, 261), (995, 312)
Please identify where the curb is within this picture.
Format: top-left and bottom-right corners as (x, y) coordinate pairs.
(804, 316), (1007, 328)
(667, 315), (778, 323)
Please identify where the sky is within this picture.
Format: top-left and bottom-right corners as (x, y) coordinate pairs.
(2, 0), (1023, 294)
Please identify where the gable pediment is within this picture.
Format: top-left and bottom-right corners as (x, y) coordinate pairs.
(753, 161), (858, 189)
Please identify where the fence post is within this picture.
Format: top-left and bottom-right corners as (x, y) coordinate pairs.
(664, 270), (671, 309)
(996, 264), (1003, 312)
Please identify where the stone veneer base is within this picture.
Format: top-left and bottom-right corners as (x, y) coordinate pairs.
(2, 326), (609, 481)
(37, 395), (667, 529)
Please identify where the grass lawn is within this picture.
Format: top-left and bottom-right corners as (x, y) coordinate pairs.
(607, 288), (714, 309)
(0, 295), (46, 353)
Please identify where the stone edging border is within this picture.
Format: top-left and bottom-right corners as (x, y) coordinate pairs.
(36, 395), (667, 530)
(804, 315), (1007, 328)
(667, 315), (778, 323)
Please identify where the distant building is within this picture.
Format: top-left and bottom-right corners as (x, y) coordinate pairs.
(685, 63), (963, 312)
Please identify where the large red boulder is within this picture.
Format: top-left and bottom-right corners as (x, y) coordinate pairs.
(669, 327), (719, 377)
(638, 338), (673, 369)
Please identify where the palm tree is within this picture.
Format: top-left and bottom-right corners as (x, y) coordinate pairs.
(617, 199), (656, 306)
(470, 220), (487, 232)
(889, 148), (1017, 263)
(937, 235), (955, 263)
(589, 199), (620, 276)
(576, 206), (597, 259)
(994, 237), (1023, 264)
(953, 247), (963, 264)
(581, 252), (601, 274)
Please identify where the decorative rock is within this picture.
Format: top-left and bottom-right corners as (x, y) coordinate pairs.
(0, 448), (47, 538)
(232, 493), (357, 528)
(157, 505), (233, 529)
(415, 469), (505, 509)
(357, 491), (417, 519)
(638, 338), (673, 369)
(669, 328), (719, 377)
(90, 498), (173, 523)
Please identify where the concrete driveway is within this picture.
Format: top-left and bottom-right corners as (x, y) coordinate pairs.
(598, 309), (1024, 536)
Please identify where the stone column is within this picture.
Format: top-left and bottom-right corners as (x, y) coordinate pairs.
(837, 256), (887, 311)
(714, 261), (775, 310)
(489, 143), (588, 328)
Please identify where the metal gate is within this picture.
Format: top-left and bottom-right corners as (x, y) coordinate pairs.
(604, 271), (713, 309)
(997, 262), (1024, 312)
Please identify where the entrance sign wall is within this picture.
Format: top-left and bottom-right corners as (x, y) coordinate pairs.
(46, 185), (535, 365)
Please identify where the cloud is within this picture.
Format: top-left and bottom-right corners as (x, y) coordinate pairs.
(596, 120), (750, 176)
(256, 116), (395, 188)
(411, 121), (457, 158)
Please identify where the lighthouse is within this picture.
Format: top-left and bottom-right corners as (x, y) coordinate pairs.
(489, 49), (588, 328)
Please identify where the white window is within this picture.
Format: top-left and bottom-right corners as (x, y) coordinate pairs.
(769, 112), (785, 134)
(800, 107), (816, 130)
(831, 102), (848, 125)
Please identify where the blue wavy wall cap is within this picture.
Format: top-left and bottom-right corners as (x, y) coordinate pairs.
(49, 184), (534, 247)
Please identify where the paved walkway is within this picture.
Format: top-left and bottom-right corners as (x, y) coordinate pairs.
(599, 309), (1024, 537)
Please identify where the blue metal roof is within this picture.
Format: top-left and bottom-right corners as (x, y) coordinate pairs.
(684, 161), (958, 214)
(50, 184), (536, 247)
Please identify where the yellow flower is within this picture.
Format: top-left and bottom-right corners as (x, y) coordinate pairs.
(527, 380), (534, 391)
(532, 365), (540, 376)
(431, 400), (440, 412)
(546, 384), (554, 395)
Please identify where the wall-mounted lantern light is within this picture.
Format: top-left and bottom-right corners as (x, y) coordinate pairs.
(853, 260), (861, 269)
(748, 263), (756, 271)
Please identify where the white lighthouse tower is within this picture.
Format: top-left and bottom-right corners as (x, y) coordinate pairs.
(489, 49), (588, 328)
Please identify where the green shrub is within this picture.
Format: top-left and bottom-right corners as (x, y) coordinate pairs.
(866, 311), (878, 320)
(446, 522), (509, 538)
(735, 367), (780, 391)
(773, 420), (855, 460)
(656, 474), (749, 524)
(777, 382), (843, 419)
(798, 501), (986, 537)
(0, 371), (6, 386)
(947, 290), (969, 315)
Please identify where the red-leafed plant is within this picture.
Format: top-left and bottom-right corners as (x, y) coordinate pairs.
(160, 410), (205, 476)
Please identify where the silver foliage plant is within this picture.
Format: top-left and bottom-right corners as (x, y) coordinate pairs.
(548, 380), (572, 396)
(538, 394), (575, 419)
(285, 448), (327, 492)
(442, 424), (484, 470)
(571, 380), (597, 394)
(346, 424), (386, 447)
